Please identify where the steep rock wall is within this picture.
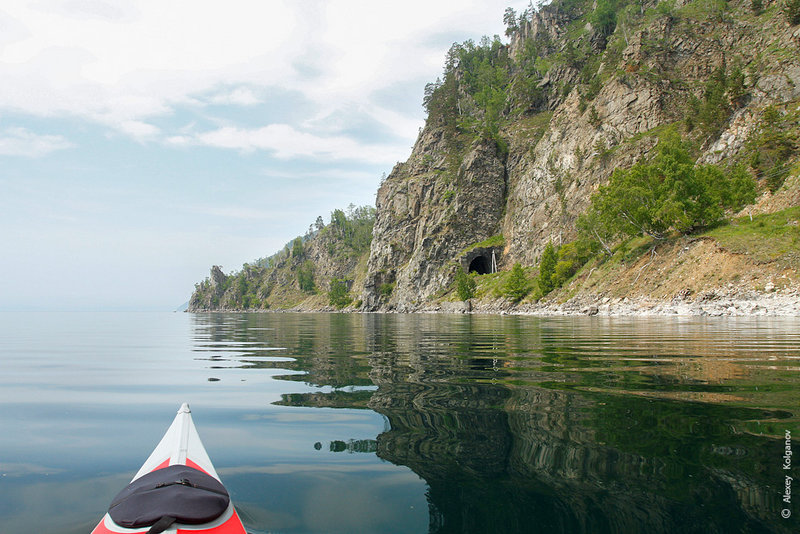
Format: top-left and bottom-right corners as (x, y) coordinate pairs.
(363, 0), (800, 310)
(364, 127), (507, 310)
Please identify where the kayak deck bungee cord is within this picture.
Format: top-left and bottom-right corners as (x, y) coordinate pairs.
(92, 403), (247, 534)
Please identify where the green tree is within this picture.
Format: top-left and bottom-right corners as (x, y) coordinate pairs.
(552, 241), (593, 288)
(292, 237), (304, 258)
(537, 243), (558, 296)
(503, 263), (530, 302)
(379, 282), (395, 298)
(503, 7), (519, 36)
(328, 278), (352, 309)
(324, 205), (376, 254)
(588, 106), (601, 127)
(297, 261), (315, 292)
(727, 64), (746, 107)
(424, 36), (511, 145)
(578, 132), (756, 243)
(235, 276), (249, 300)
(455, 269), (476, 301)
(242, 294), (260, 309)
(593, 0), (618, 37)
(687, 64), (748, 139)
(577, 205), (614, 255)
(512, 38), (547, 112)
(698, 66), (730, 138)
(331, 209), (348, 234)
(748, 106), (798, 191)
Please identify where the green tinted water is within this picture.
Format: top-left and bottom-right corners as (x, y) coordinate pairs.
(0, 312), (797, 533)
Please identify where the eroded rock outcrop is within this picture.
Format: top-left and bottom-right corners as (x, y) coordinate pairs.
(362, 0), (800, 311)
(364, 131), (507, 310)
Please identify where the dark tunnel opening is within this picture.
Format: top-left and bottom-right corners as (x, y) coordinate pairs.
(468, 255), (489, 275)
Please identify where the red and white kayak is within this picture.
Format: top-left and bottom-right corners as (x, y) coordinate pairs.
(92, 403), (246, 534)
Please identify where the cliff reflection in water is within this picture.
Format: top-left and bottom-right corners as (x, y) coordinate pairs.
(192, 313), (800, 533)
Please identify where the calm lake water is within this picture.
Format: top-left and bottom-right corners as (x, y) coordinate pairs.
(0, 312), (798, 533)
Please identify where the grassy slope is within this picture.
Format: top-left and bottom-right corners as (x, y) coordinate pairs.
(555, 204), (800, 302)
(708, 206), (800, 268)
(430, 204), (799, 306)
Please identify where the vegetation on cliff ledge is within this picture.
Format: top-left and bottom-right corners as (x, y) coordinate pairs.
(189, 205), (375, 311)
(578, 131), (757, 246)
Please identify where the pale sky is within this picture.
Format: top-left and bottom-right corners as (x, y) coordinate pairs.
(0, 0), (529, 311)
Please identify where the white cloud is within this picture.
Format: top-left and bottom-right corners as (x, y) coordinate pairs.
(0, 9), (31, 48)
(208, 87), (261, 106)
(164, 134), (191, 147)
(116, 119), (160, 139)
(0, 1), (299, 132)
(191, 124), (408, 164)
(31, 0), (139, 22)
(302, 103), (424, 143)
(0, 1), (527, 143)
(0, 127), (73, 157)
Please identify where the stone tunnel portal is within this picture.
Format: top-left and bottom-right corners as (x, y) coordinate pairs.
(468, 255), (490, 275)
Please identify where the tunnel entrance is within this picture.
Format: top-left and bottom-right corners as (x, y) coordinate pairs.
(468, 255), (489, 275)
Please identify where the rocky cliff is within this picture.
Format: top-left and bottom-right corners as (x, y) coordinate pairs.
(361, 0), (800, 311)
(190, 0), (800, 314)
(363, 131), (507, 310)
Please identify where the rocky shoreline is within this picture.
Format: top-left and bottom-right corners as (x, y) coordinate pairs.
(191, 288), (800, 317)
(430, 289), (800, 317)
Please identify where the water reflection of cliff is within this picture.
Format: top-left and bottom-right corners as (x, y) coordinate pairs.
(371, 380), (792, 533)
(191, 313), (798, 533)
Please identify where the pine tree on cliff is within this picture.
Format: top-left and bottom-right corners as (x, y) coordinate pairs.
(504, 263), (530, 303)
(537, 243), (558, 296)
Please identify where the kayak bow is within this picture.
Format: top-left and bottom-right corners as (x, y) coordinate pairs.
(92, 403), (246, 534)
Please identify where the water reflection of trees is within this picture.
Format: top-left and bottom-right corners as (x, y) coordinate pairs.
(372, 381), (791, 533)
(190, 313), (798, 533)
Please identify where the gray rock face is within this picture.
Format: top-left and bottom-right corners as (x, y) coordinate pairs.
(210, 265), (227, 288)
(187, 265), (228, 310)
(362, 6), (800, 312)
(502, 74), (668, 266)
(364, 133), (506, 310)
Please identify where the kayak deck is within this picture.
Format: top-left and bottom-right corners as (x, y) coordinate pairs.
(91, 404), (246, 534)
